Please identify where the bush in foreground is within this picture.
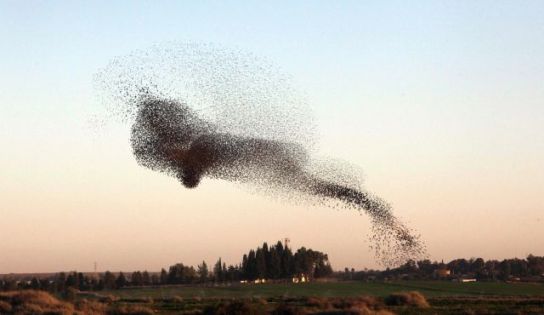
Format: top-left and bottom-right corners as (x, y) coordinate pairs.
(0, 290), (158, 315)
(203, 299), (263, 315)
(384, 291), (429, 308)
(107, 304), (155, 315)
(272, 303), (307, 315)
(0, 300), (13, 313)
(305, 296), (332, 310)
(75, 299), (108, 315)
(0, 290), (75, 314)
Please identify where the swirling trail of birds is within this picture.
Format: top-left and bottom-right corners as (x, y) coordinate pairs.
(95, 43), (426, 267)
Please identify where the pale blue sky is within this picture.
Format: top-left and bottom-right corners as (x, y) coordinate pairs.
(1, 1), (543, 273)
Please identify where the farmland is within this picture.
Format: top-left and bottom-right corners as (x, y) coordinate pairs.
(3, 281), (544, 314)
(93, 281), (544, 314)
(103, 280), (544, 299)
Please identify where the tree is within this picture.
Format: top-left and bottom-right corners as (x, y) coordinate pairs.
(472, 258), (485, 278)
(103, 271), (116, 290)
(500, 260), (511, 280)
(115, 272), (127, 288)
(255, 247), (267, 279)
(268, 247), (282, 279)
(197, 261), (209, 282)
(417, 259), (434, 278)
(131, 271), (143, 286)
(448, 258), (469, 275)
(263, 242), (271, 277)
(241, 254), (249, 280)
(56, 272), (67, 292)
(485, 260), (498, 280)
(247, 250), (257, 280)
(160, 268), (168, 284)
(142, 271), (151, 285)
(151, 274), (160, 285)
(226, 265), (240, 281)
(167, 263), (196, 284)
(214, 258), (224, 282)
(30, 278), (40, 290)
(65, 272), (77, 289)
(314, 255), (333, 278)
(280, 247), (293, 278)
(527, 255), (544, 276)
(222, 263), (228, 281)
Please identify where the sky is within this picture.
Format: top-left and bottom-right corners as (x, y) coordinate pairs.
(1, 1), (543, 273)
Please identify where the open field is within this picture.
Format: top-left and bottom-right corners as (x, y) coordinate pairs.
(103, 280), (544, 299)
(3, 281), (544, 314)
(97, 281), (544, 314)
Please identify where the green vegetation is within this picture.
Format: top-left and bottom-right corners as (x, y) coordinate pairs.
(2, 241), (544, 313)
(3, 242), (543, 293)
(103, 281), (544, 299)
(2, 281), (544, 315)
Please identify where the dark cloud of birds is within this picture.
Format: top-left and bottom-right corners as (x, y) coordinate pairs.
(95, 43), (425, 267)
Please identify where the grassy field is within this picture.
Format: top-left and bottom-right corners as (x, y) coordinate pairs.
(95, 281), (544, 314)
(3, 282), (544, 314)
(104, 280), (544, 299)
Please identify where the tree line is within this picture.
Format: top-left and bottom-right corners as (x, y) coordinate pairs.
(340, 255), (544, 282)
(0, 241), (333, 292)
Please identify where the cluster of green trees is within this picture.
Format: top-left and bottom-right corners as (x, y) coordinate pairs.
(0, 241), (333, 292)
(342, 255), (544, 281)
(239, 241), (333, 281)
(150, 241), (333, 285)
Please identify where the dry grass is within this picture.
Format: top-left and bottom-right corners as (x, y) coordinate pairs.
(75, 298), (108, 315)
(384, 291), (429, 308)
(306, 296), (393, 315)
(0, 300), (13, 313)
(0, 290), (75, 314)
(347, 306), (395, 315)
(303, 296), (394, 315)
(305, 296), (332, 310)
(100, 294), (121, 303)
(203, 299), (263, 315)
(272, 303), (308, 315)
(171, 295), (184, 303)
(107, 303), (155, 315)
(253, 297), (268, 305)
(329, 296), (380, 310)
(312, 309), (394, 315)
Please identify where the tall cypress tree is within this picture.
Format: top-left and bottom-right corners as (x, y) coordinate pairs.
(247, 250), (257, 280)
(256, 247), (267, 279)
(241, 254), (249, 279)
(269, 247), (282, 279)
(213, 258), (223, 282)
(281, 246), (293, 277)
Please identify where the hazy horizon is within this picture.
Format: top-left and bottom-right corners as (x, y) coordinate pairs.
(1, 1), (543, 274)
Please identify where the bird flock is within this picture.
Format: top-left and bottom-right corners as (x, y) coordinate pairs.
(95, 43), (425, 267)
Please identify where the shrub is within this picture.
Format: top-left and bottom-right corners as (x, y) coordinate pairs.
(74, 298), (108, 315)
(107, 304), (155, 315)
(0, 290), (75, 314)
(349, 306), (394, 315)
(131, 296), (154, 304)
(384, 291), (429, 308)
(172, 295), (184, 303)
(203, 300), (261, 315)
(253, 297), (268, 305)
(313, 308), (393, 315)
(272, 303), (307, 315)
(305, 296), (331, 310)
(63, 287), (79, 301)
(100, 294), (120, 303)
(0, 300), (13, 313)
